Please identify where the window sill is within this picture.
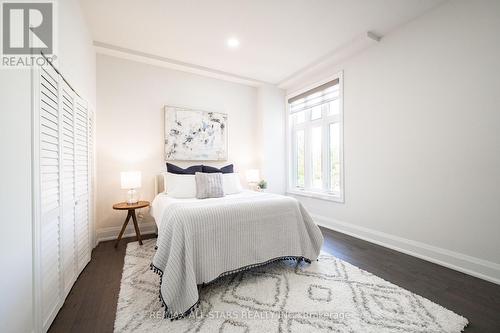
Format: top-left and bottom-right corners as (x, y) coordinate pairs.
(286, 189), (344, 203)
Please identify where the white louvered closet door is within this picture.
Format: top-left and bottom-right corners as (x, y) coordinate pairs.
(61, 81), (77, 296)
(74, 98), (91, 271)
(34, 61), (93, 332)
(37, 63), (63, 329)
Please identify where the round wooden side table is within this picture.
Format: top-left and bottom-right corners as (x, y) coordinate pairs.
(112, 200), (150, 248)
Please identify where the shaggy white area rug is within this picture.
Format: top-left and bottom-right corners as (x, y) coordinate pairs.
(114, 239), (468, 333)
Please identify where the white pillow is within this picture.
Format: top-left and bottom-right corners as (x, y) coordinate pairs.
(163, 172), (196, 198)
(223, 173), (243, 195)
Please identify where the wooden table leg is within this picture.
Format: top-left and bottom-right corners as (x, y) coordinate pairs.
(115, 210), (132, 248)
(131, 209), (143, 245)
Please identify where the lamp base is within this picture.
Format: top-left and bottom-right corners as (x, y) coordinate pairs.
(126, 188), (138, 204)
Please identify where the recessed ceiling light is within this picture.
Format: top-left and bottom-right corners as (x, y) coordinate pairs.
(227, 37), (240, 49)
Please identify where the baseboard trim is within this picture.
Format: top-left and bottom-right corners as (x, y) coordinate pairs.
(96, 222), (157, 244)
(312, 214), (500, 285)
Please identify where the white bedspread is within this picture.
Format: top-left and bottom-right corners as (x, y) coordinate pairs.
(150, 190), (324, 318)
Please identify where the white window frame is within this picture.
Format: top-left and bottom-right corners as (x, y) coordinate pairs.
(286, 71), (345, 203)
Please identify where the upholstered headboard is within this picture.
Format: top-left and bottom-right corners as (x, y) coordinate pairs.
(154, 174), (165, 196)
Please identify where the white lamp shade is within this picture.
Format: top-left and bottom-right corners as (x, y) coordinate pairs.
(245, 169), (260, 183)
(121, 171), (141, 189)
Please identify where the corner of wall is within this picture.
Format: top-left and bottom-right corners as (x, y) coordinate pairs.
(256, 85), (286, 194)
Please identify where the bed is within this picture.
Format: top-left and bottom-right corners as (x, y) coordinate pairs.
(150, 174), (324, 319)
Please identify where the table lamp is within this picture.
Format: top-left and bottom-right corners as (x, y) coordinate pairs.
(245, 169), (260, 189)
(121, 171), (141, 204)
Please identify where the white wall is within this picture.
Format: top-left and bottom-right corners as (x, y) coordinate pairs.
(95, 54), (259, 238)
(0, 0), (95, 331)
(285, 0), (500, 283)
(0, 70), (33, 333)
(57, 0), (97, 107)
(256, 85), (286, 194)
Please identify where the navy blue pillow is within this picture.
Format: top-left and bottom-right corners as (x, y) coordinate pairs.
(202, 164), (234, 174)
(166, 163), (203, 175)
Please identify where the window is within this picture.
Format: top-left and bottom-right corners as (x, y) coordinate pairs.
(288, 74), (344, 202)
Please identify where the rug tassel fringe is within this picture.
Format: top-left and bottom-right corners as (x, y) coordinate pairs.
(149, 255), (312, 320)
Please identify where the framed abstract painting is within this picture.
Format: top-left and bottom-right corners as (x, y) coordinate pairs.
(164, 106), (228, 161)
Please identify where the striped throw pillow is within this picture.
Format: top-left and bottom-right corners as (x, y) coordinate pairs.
(195, 172), (224, 199)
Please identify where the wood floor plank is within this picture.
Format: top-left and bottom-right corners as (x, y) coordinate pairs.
(48, 229), (500, 332)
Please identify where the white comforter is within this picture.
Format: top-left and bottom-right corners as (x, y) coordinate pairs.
(150, 190), (323, 318)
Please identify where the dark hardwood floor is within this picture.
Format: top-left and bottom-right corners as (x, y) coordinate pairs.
(49, 228), (500, 332)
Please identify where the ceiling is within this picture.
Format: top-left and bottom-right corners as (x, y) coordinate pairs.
(81, 0), (444, 84)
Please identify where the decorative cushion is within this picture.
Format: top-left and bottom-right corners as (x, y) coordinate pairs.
(166, 163), (203, 175)
(223, 173), (243, 194)
(195, 172), (224, 199)
(202, 164), (234, 174)
(164, 172), (196, 198)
